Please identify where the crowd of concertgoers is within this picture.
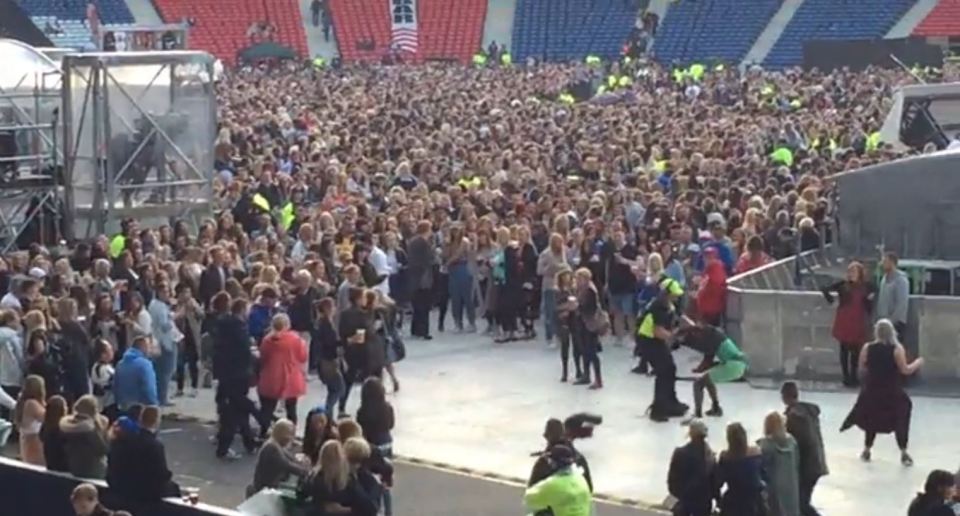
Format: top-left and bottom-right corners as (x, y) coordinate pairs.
(0, 54), (956, 515)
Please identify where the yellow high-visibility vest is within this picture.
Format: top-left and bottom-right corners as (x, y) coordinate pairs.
(457, 176), (482, 189)
(280, 202), (295, 231)
(559, 93), (576, 105)
(500, 53), (512, 65)
(585, 55), (601, 66)
(252, 193), (271, 213)
(866, 132), (882, 152)
(312, 57), (325, 69)
(688, 63), (705, 82)
(472, 54), (487, 66)
(770, 147), (793, 167)
(109, 234), (126, 259)
(618, 75), (632, 87)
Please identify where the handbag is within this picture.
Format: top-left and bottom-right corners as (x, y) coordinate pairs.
(584, 308), (611, 336)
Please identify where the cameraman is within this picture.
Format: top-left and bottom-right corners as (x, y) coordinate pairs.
(524, 445), (592, 516)
(528, 414), (598, 492)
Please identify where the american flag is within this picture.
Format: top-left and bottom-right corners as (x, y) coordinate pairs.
(390, 0), (418, 53)
(391, 26), (418, 53)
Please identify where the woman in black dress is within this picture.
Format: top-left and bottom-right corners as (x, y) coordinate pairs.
(573, 268), (602, 389)
(841, 318), (923, 466)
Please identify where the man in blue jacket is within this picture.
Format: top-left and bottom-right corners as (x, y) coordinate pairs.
(114, 335), (159, 413)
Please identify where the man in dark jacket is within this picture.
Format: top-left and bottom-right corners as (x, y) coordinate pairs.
(212, 295), (260, 457)
(782, 382), (828, 516)
(406, 220), (436, 340)
(198, 245), (229, 308)
(528, 417), (594, 494)
(667, 419), (717, 516)
(107, 407), (180, 504)
(55, 298), (92, 405)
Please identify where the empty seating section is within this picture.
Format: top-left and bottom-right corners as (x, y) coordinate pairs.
(152, 0), (307, 63)
(19, 0), (134, 24)
(652, 0), (779, 65)
(914, 0), (960, 36)
(764, 0), (915, 68)
(330, 0), (392, 62)
(418, 0), (487, 62)
(512, 0), (637, 62)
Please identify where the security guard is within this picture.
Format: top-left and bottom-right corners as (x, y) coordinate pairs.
(636, 277), (687, 422)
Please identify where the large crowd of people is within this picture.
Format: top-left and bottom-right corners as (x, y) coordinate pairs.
(0, 53), (957, 515)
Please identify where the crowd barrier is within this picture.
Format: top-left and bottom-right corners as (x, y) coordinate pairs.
(726, 248), (960, 381)
(0, 457), (239, 516)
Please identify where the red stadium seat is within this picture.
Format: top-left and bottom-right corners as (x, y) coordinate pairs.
(914, 0), (960, 36)
(152, 0), (308, 64)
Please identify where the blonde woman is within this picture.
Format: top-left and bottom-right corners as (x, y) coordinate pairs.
(15, 375), (46, 466)
(841, 319), (922, 466)
(574, 268), (603, 389)
(304, 440), (373, 514)
(250, 419), (308, 495)
(758, 412), (800, 516)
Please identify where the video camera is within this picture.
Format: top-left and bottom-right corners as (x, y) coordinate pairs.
(563, 412), (603, 440)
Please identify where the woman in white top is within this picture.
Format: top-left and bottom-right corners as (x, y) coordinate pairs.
(15, 375), (46, 466)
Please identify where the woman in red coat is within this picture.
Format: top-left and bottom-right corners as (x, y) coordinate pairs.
(257, 313), (308, 428)
(822, 261), (874, 387)
(697, 248), (728, 327)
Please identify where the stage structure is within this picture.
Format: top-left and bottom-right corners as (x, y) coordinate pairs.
(62, 51), (216, 238)
(0, 39), (65, 251)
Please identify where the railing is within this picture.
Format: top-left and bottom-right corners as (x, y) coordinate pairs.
(0, 457), (239, 516)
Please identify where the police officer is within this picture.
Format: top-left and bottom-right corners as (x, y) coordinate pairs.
(636, 277), (688, 422)
(524, 444), (592, 516)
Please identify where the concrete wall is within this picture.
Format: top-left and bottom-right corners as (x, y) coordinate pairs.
(727, 286), (960, 381)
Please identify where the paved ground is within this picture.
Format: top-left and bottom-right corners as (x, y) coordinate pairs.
(158, 420), (656, 515)
(164, 325), (960, 516)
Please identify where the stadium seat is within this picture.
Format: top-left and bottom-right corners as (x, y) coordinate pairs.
(18, 0), (134, 24)
(914, 0), (960, 37)
(512, 0), (637, 62)
(652, 0), (780, 66)
(764, 0), (915, 68)
(152, 0), (308, 63)
(330, 0), (392, 62)
(418, 0), (486, 63)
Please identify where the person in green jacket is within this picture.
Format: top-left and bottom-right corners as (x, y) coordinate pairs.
(674, 324), (747, 421)
(524, 445), (592, 516)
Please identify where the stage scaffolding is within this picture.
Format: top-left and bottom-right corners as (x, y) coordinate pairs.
(62, 51), (216, 238)
(0, 39), (64, 252)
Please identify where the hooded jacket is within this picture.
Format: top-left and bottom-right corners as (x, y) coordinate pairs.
(0, 325), (24, 387)
(59, 413), (109, 479)
(758, 434), (801, 516)
(784, 401), (828, 482)
(107, 420), (177, 502)
(113, 347), (159, 409)
(524, 468), (592, 516)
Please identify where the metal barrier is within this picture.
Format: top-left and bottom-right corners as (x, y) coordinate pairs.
(0, 457), (238, 516)
(727, 245), (960, 381)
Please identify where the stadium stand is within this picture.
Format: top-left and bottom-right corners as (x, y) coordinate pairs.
(329, 0), (392, 62)
(152, 0), (307, 62)
(0, 0), (53, 48)
(512, 0), (637, 62)
(914, 0), (960, 36)
(18, 0), (134, 24)
(418, 0), (486, 63)
(651, 0), (781, 66)
(764, 0), (915, 68)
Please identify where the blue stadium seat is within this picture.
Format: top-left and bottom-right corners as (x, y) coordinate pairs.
(19, 0), (134, 25)
(512, 0), (637, 62)
(763, 0), (914, 68)
(652, 0), (780, 66)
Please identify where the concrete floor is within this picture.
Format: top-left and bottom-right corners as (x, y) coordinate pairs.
(168, 326), (960, 516)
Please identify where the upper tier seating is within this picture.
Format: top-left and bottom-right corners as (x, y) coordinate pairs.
(914, 0), (960, 37)
(418, 0), (486, 63)
(330, 0), (392, 62)
(764, 0), (915, 68)
(512, 0), (637, 62)
(18, 0), (134, 24)
(153, 0), (307, 63)
(652, 0), (780, 65)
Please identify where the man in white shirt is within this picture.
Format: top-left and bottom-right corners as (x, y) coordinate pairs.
(367, 239), (392, 297)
